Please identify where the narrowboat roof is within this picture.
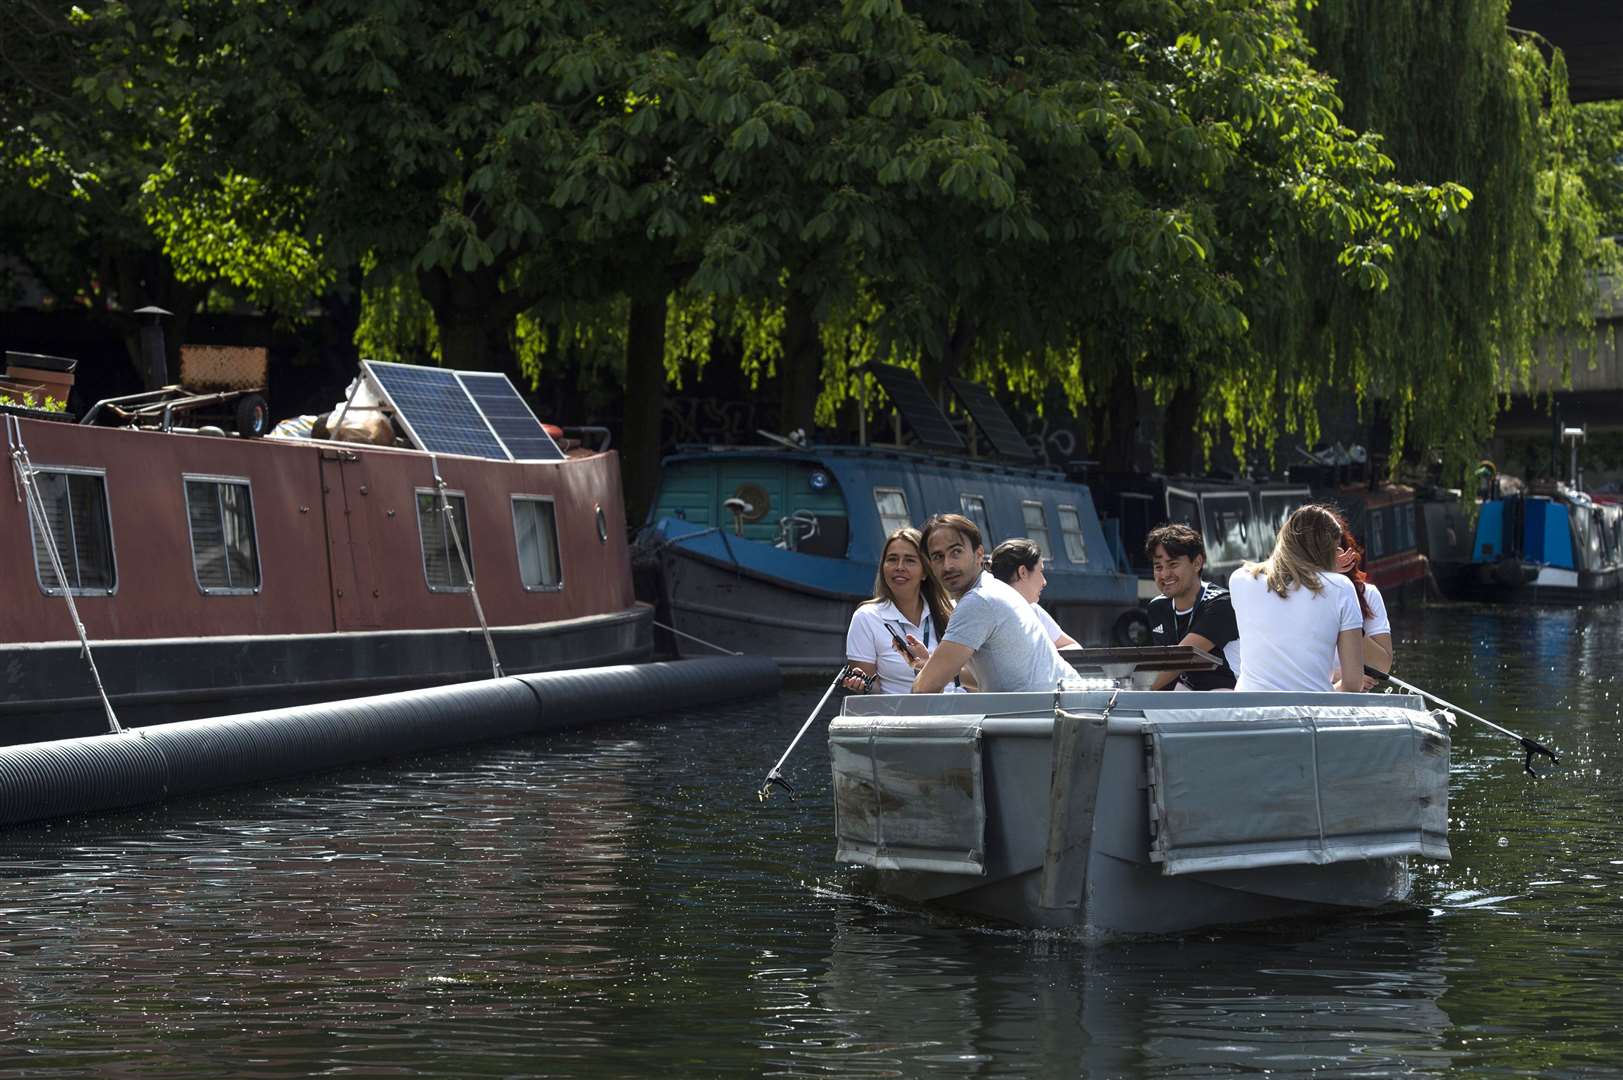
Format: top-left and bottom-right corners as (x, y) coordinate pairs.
(662, 443), (1068, 482)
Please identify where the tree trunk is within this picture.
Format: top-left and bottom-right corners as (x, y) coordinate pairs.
(1162, 384), (1200, 476)
(418, 262), (530, 372)
(622, 292), (669, 525)
(918, 314), (976, 412)
(777, 285), (821, 438)
(421, 267), (493, 370)
(1092, 365), (1140, 473)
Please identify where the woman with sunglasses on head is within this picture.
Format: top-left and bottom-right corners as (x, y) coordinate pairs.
(842, 527), (956, 694)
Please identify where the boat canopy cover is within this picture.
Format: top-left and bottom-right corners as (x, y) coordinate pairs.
(830, 716), (986, 875)
(1146, 705), (1451, 876)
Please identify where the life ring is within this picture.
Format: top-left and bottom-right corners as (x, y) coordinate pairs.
(1112, 609), (1152, 646)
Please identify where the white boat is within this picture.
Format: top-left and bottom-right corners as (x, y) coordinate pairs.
(828, 647), (1452, 937)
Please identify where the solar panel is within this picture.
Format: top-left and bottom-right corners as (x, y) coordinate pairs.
(947, 378), (1037, 462)
(867, 363), (964, 452)
(457, 371), (565, 461)
(363, 361), (510, 459)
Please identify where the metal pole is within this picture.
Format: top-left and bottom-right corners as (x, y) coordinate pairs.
(758, 668), (847, 800)
(1367, 665), (1557, 777)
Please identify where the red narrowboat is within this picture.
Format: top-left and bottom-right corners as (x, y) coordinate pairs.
(1, 360), (650, 745)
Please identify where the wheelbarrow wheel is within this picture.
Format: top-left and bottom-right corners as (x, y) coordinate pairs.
(235, 393), (270, 438)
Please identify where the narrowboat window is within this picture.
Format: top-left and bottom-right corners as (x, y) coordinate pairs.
(874, 488), (911, 539)
(513, 496), (563, 591)
(1021, 501), (1052, 560)
(1118, 492), (1154, 570)
(415, 488), (474, 592)
(1167, 492), (1201, 532)
(28, 467), (116, 596)
(1259, 493), (1301, 541)
(1368, 509), (1387, 560)
(959, 494), (991, 545)
(1057, 505), (1088, 563)
(183, 475), (261, 594)
(1397, 504), (1416, 551)
(1202, 495), (1253, 566)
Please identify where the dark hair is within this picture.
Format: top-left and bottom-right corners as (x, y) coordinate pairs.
(920, 512), (983, 555)
(990, 538), (1043, 583)
(1144, 522), (1205, 563)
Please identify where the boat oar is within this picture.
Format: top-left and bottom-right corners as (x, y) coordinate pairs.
(1365, 665), (1559, 778)
(758, 667), (850, 801)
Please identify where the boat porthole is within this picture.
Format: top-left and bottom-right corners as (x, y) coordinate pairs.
(596, 504), (608, 542)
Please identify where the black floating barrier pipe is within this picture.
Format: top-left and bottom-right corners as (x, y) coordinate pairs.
(0, 656), (781, 828)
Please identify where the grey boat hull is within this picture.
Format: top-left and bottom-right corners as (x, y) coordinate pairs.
(831, 690), (1449, 938)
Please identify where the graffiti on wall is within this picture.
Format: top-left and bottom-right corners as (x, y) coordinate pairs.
(663, 397), (779, 448)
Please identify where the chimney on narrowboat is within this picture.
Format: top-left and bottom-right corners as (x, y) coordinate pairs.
(133, 305), (172, 390)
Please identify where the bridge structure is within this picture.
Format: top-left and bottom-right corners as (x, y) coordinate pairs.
(1496, 275), (1623, 441)
(1508, 1), (1623, 103)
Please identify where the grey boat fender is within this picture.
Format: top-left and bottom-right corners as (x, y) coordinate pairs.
(0, 656), (781, 828)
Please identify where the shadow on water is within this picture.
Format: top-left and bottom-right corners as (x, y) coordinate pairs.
(0, 603), (1620, 1075)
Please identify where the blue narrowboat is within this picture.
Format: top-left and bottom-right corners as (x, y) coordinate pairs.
(640, 444), (1143, 670)
(1464, 486), (1623, 602)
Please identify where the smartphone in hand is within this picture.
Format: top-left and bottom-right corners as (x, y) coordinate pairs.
(883, 620), (925, 667)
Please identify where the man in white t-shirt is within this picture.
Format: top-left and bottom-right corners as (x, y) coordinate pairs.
(908, 515), (1075, 694)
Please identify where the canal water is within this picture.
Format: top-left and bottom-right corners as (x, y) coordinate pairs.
(1, 604), (1620, 1076)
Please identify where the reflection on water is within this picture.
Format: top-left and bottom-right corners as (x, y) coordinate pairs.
(1, 604), (1621, 1075)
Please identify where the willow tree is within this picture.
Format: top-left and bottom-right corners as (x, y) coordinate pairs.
(655, 0), (1473, 469)
(1304, 1), (1608, 478)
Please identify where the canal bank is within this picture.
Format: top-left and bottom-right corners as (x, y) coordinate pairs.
(0, 602), (1616, 1075)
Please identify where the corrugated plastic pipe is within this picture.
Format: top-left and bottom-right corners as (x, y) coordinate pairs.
(0, 657), (781, 827)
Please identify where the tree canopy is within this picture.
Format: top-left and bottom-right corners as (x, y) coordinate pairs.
(3, 0), (1610, 501)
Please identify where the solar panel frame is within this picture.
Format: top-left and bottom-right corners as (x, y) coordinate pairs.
(866, 363), (965, 452)
(456, 371), (565, 462)
(947, 377), (1037, 462)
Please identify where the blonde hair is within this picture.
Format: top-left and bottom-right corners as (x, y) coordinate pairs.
(867, 527), (953, 635)
(1245, 504), (1344, 598)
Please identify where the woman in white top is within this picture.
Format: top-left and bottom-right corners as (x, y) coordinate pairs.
(1229, 504), (1364, 692)
(1332, 521), (1393, 688)
(843, 528), (955, 694)
(989, 538), (1080, 649)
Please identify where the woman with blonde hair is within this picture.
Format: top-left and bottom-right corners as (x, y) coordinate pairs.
(1228, 504), (1364, 692)
(842, 527), (956, 694)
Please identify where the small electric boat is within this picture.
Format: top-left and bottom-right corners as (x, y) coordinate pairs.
(828, 647), (1452, 937)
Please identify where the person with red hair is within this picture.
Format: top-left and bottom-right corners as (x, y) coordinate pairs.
(1332, 522), (1393, 689)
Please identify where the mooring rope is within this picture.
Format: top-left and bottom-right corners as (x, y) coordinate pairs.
(651, 618), (742, 656)
(429, 453), (503, 679)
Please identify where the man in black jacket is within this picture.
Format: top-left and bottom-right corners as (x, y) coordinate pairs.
(1145, 523), (1239, 690)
